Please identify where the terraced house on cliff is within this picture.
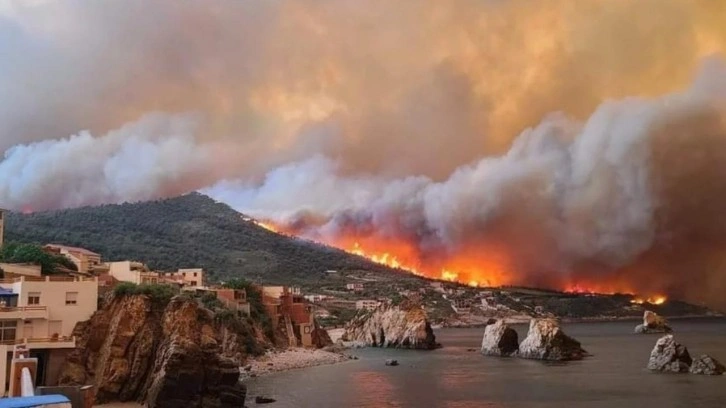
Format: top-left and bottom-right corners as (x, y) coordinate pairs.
(0, 275), (98, 396)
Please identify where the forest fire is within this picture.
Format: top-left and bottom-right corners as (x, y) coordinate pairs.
(630, 296), (667, 305)
(248, 217), (669, 300)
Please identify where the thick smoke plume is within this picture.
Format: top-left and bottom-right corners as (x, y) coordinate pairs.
(1, 1), (726, 307)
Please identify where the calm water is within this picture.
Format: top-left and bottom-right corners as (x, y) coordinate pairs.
(246, 319), (726, 408)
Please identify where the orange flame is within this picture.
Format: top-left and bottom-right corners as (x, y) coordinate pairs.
(630, 296), (667, 305)
(248, 218), (668, 300)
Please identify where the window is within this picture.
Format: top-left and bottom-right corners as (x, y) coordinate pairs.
(65, 292), (78, 306)
(190, 281), (197, 286)
(182, 272), (186, 277)
(0, 320), (17, 342)
(27, 292), (40, 306)
(193, 272), (198, 277)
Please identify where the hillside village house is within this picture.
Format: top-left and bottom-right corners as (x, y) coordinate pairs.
(262, 286), (315, 347)
(345, 283), (364, 292)
(44, 244), (102, 275)
(106, 261), (159, 284)
(355, 300), (381, 311)
(161, 268), (204, 288)
(0, 275), (98, 396)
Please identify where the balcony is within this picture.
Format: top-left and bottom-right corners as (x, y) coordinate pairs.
(0, 336), (76, 349)
(0, 306), (49, 320)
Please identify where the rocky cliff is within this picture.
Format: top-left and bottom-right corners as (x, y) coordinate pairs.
(634, 310), (672, 334)
(58, 293), (272, 407)
(341, 301), (438, 350)
(480, 319), (519, 357)
(518, 319), (587, 361)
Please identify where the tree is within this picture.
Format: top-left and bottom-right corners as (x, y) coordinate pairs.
(0, 242), (78, 275)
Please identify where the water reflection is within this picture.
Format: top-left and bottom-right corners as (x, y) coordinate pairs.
(350, 370), (403, 407)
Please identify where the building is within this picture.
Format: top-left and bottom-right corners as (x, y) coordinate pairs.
(304, 294), (328, 303)
(262, 286), (300, 299)
(0, 264), (42, 278)
(262, 286), (314, 347)
(345, 283), (364, 292)
(0, 275), (98, 396)
(43, 245), (102, 275)
(106, 261), (159, 285)
(355, 300), (380, 311)
(452, 299), (472, 314)
(208, 288), (250, 316)
(161, 268), (204, 288)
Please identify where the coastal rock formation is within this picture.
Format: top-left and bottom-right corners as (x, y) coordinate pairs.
(634, 311), (672, 334)
(59, 294), (270, 407)
(689, 355), (725, 375)
(647, 334), (692, 373)
(341, 301), (437, 349)
(518, 319), (587, 361)
(480, 320), (519, 357)
(311, 321), (333, 349)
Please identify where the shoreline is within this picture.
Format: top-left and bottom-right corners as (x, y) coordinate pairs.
(240, 347), (354, 380)
(432, 314), (725, 329)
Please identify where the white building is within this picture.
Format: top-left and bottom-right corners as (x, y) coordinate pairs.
(355, 300), (380, 311)
(346, 283), (364, 292)
(304, 294), (328, 303)
(0, 275), (98, 395)
(106, 261), (159, 284)
(162, 268), (205, 288)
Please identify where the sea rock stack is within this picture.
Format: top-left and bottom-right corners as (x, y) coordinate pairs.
(58, 294), (262, 407)
(518, 319), (587, 361)
(341, 300), (437, 350)
(480, 320), (519, 357)
(647, 334), (692, 373)
(634, 311), (672, 334)
(689, 355), (725, 376)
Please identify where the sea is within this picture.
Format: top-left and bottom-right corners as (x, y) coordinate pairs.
(246, 319), (726, 408)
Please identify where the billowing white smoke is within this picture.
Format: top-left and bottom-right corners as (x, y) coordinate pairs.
(204, 58), (726, 275)
(0, 114), (210, 209)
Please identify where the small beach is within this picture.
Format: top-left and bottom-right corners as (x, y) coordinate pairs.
(240, 348), (353, 380)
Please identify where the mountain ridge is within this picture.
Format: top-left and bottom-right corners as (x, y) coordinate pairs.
(3, 193), (416, 286)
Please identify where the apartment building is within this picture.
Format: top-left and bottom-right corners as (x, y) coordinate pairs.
(208, 288), (250, 316)
(161, 268), (204, 288)
(262, 286), (314, 347)
(0, 275), (98, 396)
(44, 245), (102, 275)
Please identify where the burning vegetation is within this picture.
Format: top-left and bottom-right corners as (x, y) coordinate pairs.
(251, 217), (670, 303)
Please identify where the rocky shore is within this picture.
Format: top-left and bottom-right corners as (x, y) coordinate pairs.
(342, 300), (438, 349)
(240, 348), (353, 379)
(59, 293), (273, 407)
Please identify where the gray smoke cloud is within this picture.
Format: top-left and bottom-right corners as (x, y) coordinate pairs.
(1, 0), (726, 305)
(205, 59), (726, 291)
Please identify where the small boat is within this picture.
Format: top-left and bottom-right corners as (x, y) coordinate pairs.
(0, 395), (72, 408)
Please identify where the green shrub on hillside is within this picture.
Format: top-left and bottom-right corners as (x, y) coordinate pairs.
(113, 282), (178, 305)
(0, 242), (78, 274)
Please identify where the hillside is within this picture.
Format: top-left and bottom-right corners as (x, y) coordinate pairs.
(4, 193), (420, 287)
